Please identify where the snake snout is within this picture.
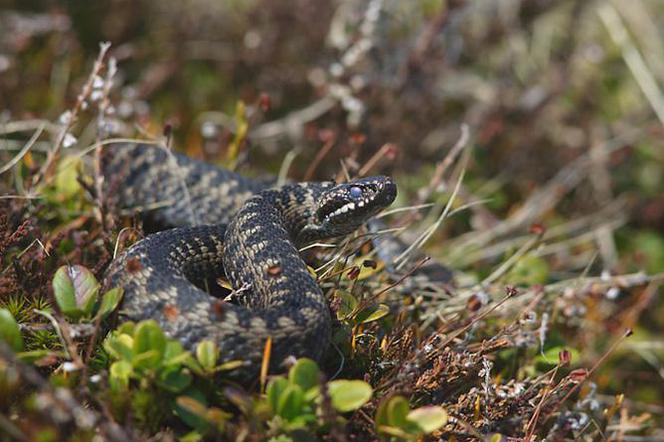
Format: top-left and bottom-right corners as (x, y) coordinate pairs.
(379, 177), (397, 206)
(315, 176), (397, 229)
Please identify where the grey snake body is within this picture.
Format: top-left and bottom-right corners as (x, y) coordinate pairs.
(103, 143), (396, 380)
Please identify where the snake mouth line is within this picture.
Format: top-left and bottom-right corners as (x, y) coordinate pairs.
(317, 199), (366, 221)
(315, 177), (396, 225)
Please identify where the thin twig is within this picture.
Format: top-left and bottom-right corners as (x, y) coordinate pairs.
(32, 42), (112, 187)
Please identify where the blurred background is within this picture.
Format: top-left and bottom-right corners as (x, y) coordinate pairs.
(1, 0), (663, 431)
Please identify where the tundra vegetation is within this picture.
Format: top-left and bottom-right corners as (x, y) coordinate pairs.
(1, 1), (663, 440)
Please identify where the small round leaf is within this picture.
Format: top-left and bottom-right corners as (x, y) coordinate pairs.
(133, 320), (166, 367)
(0, 308), (24, 352)
(267, 377), (289, 413)
(357, 304), (390, 324)
(406, 406), (448, 433)
(327, 380), (372, 412)
(53, 265), (100, 320)
(195, 340), (218, 371)
(288, 358), (320, 392)
(109, 360), (133, 390)
(276, 384), (305, 421)
(98, 288), (123, 318)
(386, 395), (410, 428)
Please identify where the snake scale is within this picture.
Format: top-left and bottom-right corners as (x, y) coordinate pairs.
(103, 143), (396, 381)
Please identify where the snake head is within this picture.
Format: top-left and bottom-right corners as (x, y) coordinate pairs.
(298, 176), (397, 243)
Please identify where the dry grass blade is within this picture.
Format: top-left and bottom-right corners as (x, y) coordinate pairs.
(0, 124), (44, 175)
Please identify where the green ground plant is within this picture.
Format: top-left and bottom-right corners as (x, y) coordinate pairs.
(1, 0), (664, 440)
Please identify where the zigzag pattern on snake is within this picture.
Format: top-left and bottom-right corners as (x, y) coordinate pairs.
(103, 143), (396, 381)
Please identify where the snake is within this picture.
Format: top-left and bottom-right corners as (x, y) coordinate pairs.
(103, 143), (397, 382)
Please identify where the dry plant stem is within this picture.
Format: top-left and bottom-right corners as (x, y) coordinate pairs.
(447, 129), (640, 253)
(196, 96), (334, 144)
(360, 256), (430, 308)
(357, 143), (396, 177)
(455, 198), (627, 267)
(431, 292), (514, 348)
(432, 272), (664, 322)
(394, 150), (469, 270)
(588, 124), (618, 268)
(493, 289), (545, 346)
(277, 147), (300, 186)
(0, 124), (44, 175)
(377, 292), (513, 394)
(480, 232), (543, 286)
(304, 135), (336, 181)
(397, 0), (463, 90)
(250, 96), (337, 141)
(599, 3), (664, 127)
(541, 272), (664, 297)
(93, 53), (116, 230)
(418, 124), (469, 205)
(542, 329), (633, 428)
(397, 124), (470, 230)
(81, 312), (105, 387)
(619, 281), (661, 332)
(32, 42), (111, 188)
(0, 119), (60, 135)
(615, 0), (664, 81)
(57, 316), (86, 370)
(524, 364), (562, 440)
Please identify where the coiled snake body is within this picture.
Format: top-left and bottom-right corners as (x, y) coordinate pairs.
(104, 144), (396, 381)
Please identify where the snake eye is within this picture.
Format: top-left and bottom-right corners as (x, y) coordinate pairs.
(349, 186), (363, 200)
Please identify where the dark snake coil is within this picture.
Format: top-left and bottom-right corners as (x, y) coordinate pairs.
(103, 144), (396, 381)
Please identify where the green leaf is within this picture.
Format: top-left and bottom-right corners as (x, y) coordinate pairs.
(175, 390), (210, 432)
(196, 340), (218, 371)
(327, 380), (372, 412)
(16, 349), (56, 363)
(406, 406), (447, 433)
(356, 304), (390, 324)
(180, 431), (204, 442)
(268, 436), (295, 442)
(335, 290), (358, 320)
(97, 288), (123, 319)
(535, 346), (580, 367)
(54, 155), (83, 199)
(284, 413), (317, 429)
(117, 321), (136, 335)
(385, 395), (410, 428)
(288, 358), (320, 392)
(164, 340), (191, 366)
(103, 332), (134, 361)
(52, 265), (100, 320)
(133, 320), (166, 368)
(267, 377), (289, 413)
(375, 397), (390, 429)
(158, 366), (192, 393)
(217, 360), (244, 371)
(109, 360), (133, 390)
(276, 384), (305, 421)
(0, 308), (24, 352)
(132, 350), (162, 369)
